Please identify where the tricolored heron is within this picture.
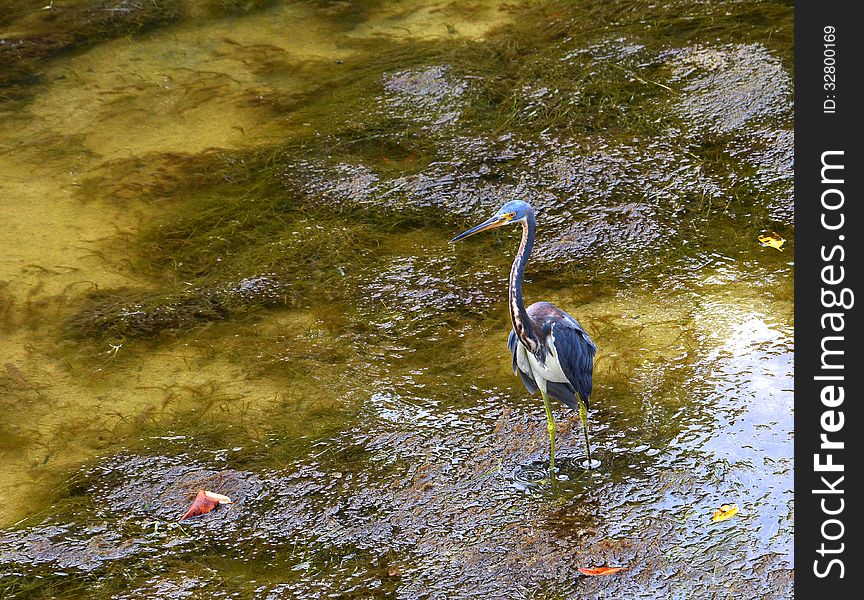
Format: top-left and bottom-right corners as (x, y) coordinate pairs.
(451, 200), (597, 476)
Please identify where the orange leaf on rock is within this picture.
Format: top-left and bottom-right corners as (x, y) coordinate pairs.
(710, 503), (739, 523)
(578, 566), (626, 576)
(179, 490), (234, 521)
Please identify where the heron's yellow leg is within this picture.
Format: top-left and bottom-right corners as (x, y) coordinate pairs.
(578, 395), (592, 467)
(541, 390), (556, 476)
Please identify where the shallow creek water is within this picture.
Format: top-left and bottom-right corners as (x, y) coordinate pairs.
(1, 1), (793, 597)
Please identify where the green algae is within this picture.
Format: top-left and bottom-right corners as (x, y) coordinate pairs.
(0, 0), (285, 99)
(64, 0), (788, 280)
(0, 1), (182, 100)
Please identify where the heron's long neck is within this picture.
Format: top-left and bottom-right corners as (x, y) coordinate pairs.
(509, 214), (540, 353)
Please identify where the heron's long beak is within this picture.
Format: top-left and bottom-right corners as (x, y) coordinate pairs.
(450, 215), (508, 242)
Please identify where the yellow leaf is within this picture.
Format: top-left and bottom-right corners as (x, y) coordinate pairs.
(711, 503), (739, 523)
(758, 232), (785, 251)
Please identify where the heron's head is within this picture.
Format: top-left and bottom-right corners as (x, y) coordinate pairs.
(450, 200), (533, 242)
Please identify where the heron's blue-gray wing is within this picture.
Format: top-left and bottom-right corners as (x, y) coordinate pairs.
(508, 329), (539, 395)
(551, 320), (596, 410)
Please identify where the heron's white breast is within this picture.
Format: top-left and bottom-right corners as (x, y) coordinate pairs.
(515, 331), (569, 392)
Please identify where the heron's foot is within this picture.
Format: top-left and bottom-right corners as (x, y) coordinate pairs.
(549, 468), (570, 483)
(546, 465), (562, 484)
(579, 457), (602, 470)
(532, 465), (560, 486)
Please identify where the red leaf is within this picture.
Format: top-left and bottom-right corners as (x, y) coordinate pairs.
(179, 490), (233, 521)
(578, 566), (626, 576)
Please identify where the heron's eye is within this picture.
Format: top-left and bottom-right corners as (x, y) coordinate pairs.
(507, 212), (516, 219)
